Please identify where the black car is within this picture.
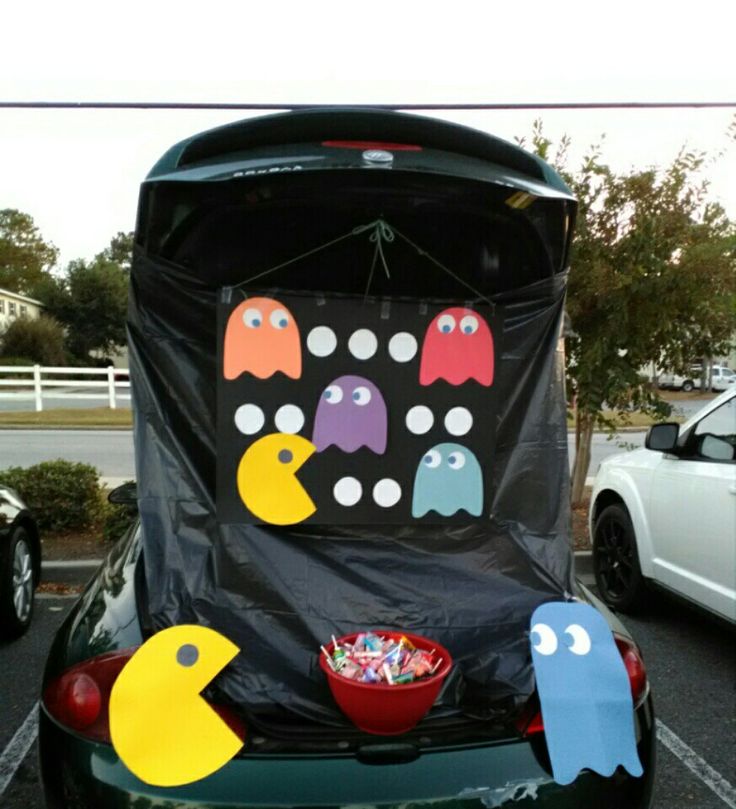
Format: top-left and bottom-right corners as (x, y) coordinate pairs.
(0, 484), (41, 638)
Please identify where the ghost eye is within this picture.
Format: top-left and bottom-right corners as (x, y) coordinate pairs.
(323, 384), (343, 404)
(564, 624), (592, 656)
(460, 315), (479, 335)
(447, 451), (466, 469)
(243, 307), (263, 328)
(531, 623), (558, 655)
(352, 386), (372, 406)
(270, 308), (289, 329)
(437, 314), (456, 334)
(423, 449), (442, 468)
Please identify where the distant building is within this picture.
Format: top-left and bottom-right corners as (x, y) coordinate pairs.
(0, 287), (44, 332)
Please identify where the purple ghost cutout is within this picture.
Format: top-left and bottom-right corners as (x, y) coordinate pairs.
(312, 375), (387, 454)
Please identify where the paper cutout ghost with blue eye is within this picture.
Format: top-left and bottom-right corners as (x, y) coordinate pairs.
(412, 443), (483, 517)
(530, 601), (643, 785)
(312, 375), (388, 454)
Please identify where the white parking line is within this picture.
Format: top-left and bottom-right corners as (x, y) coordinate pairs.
(657, 720), (736, 808)
(0, 702), (38, 798)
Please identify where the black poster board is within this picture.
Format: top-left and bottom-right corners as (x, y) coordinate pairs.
(217, 290), (499, 525)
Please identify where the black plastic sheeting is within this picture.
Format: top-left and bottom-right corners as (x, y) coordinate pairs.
(128, 252), (574, 723)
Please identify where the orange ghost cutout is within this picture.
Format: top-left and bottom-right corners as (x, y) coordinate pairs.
(224, 298), (302, 380)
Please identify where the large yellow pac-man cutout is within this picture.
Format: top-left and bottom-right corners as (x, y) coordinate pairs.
(110, 625), (242, 787)
(237, 433), (317, 525)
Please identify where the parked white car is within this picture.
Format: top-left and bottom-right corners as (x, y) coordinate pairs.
(658, 364), (736, 392)
(590, 388), (736, 622)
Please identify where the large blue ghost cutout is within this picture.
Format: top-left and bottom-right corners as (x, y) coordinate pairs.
(530, 601), (643, 785)
(411, 443), (483, 517)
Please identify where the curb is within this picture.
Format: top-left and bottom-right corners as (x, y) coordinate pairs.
(0, 424), (132, 431)
(573, 550), (594, 586)
(41, 559), (103, 586)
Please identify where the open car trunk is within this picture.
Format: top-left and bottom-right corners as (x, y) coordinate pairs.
(129, 110), (577, 740)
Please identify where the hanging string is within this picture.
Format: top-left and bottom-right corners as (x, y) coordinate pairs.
(232, 226), (363, 288)
(233, 219), (389, 289)
(361, 219), (394, 298)
(389, 224), (493, 306)
(233, 216), (492, 306)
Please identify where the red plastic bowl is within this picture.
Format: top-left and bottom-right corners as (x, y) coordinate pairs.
(319, 631), (452, 735)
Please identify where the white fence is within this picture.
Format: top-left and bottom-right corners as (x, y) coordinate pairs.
(0, 365), (130, 411)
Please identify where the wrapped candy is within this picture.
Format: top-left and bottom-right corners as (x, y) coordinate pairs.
(320, 632), (443, 686)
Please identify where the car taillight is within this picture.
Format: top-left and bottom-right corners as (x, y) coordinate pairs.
(614, 634), (649, 707)
(519, 633), (649, 738)
(44, 649), (133, 741)
(43, 648), (246, 743)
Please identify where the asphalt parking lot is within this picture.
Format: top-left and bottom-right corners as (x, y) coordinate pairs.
(1, 581), (734, 808)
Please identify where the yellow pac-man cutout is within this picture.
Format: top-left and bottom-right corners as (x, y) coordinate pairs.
(237, 433), (317, 525)
(110, 625), (242, 787)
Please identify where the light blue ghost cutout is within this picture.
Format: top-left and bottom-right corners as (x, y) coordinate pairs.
(530, 601), (643, 785)
(411, 442), (483, 518)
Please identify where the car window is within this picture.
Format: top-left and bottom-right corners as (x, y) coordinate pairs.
(692, 398), (736, 461)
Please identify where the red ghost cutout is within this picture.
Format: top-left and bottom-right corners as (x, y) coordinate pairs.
(419, 307), (494, 386)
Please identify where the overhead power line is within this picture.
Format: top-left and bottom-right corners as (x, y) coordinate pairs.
(0, 101), (735, 111)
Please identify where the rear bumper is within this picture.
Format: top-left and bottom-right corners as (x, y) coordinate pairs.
(40, 698), (655, 809)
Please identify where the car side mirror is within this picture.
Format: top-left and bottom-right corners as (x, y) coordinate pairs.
(108, 481), (138, 511)
(645, 423), (680, 453)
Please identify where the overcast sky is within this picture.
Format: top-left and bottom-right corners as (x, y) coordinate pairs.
(1, 0), (734, 266)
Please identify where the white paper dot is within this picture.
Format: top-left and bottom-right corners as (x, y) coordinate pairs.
(373, 478), (402, 508)
(274, 404), (305, 434)
(405, 405), (434, 435)
(348, 329), (378, 360)
(334, 477), (362, 507)
(444, 407), (473, 436)
(234, 404), (265, 435)
(307, 326), (337, 357)
(388, 332), (418, 362)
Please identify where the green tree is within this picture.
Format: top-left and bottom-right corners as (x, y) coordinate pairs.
(0, 314), (67, 366)
(35, 233), (129, 363)
(96, 231), (134, 271)
(520, 121), (736, 503)
(0, 209), (58, 294)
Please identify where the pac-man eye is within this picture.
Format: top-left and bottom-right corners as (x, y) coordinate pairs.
(423, 449), (442, 468)
(277, 448), (293, 464)
(176, 644), (199, 667)
(243, 308), (263, 328)
(323, 384), (343, 404)
(269, 308), (289, 329)
(447, 451), (466, 469)
(352, 386), (372, 406)
(531, 623), (558, 655)
(460, 315), (479, 335)
(564, 624), (592, 656)
(437, 314), (456, 334)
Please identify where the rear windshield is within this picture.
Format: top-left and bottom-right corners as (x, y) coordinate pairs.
(137, 171), (572, 297)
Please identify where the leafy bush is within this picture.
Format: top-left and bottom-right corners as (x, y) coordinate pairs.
(0, 460), (101, 532)
(0, 356), (35, 369)
(0, 315), (67, 366)
(0, 354), (35, 382)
